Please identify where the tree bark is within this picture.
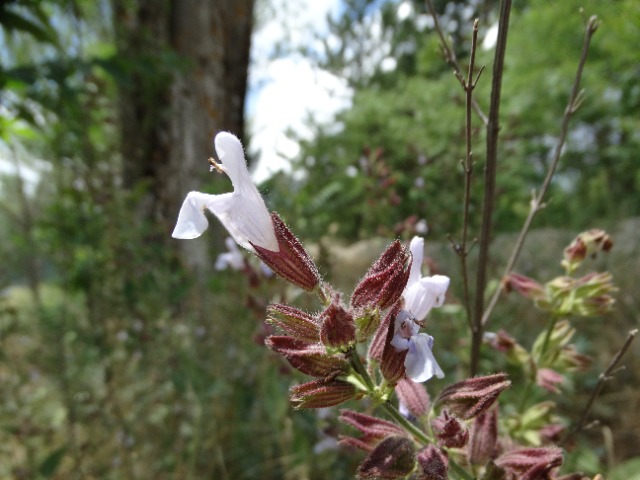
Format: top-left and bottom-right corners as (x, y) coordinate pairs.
(112, 0), (254, 270)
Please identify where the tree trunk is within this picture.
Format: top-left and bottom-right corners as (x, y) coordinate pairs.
(112, 0), (254, 270)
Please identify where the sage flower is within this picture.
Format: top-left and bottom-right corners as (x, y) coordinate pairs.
(172, 132), (278, 252)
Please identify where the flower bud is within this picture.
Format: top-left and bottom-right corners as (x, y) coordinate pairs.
(495, 447), (563, 480)
(436, 373), (511, 420)
(252, 213), (321, 291)
(265, 336), (347, 377)
(536, 368), (564, 394)
(539, 424), (565, 444)
(339, 410), (407, 451)
(484, 330), (530, 366)
(289, 377), (357, 409)
(351, 240), (411, 310)
(266, 304), (320, 342)
(468, 409), (498, 464)
(562, 229), (612, 272)
(380, 307), (409, 385)
(357, 436), (416, 479)
(557, 345), (592, 372)
(502, 273), (546, 301)
(368, 306), (395, 361)
(395, 377), (431, 417)
(431, 410), (468, 449)
(319, 296), (356, 349)
(416, 445), (448, 480)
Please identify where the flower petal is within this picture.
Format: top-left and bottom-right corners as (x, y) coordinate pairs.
(408, 236), (425, 286)
(172, 133), (279, 252)
(172, 191), (224, 239)
(405, 333), (444, 383)
(404, 274), (450, 320)
(213, 133), (279, 251)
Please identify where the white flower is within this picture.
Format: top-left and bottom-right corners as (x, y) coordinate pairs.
(391, 309), (445, 383)
(214, 237), (246, 271)
(404, 333), (444, 382)
(172, 132), (279, 252)
(390, 236), (450, 383)
(403, 236), (450, 320)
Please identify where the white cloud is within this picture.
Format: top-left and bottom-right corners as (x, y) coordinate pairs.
(247, 0), (352, 183)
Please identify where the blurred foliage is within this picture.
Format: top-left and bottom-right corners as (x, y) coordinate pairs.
(0, 1), (353, 478)
(266, 0), (640, 242)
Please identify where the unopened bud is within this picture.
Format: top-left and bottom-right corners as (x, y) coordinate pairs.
(416, 445), (448, 480)
(368, 306), (395, 361)
(351, 240), (411, 310)
(357, 436), (416, 479)
(557, 345), (592, 372)
(485, 330), (530, 366)
(267, 303), (320, 342)
(536, 368), (564, 394)
(319, 296), (356, 349)
(380, 306), (409, 385)
(562, 229), (612, 273)
(436, 373), (511, 420)
(289, 377), (357, 409)
(253, 213), (321, 291)
(431, 410), (468, 449)
(502, 273), (546, 301)
(495, 447), (563, 480)
(468, 408), (499, 464)
(265, 336), (347, 377)
(339, 410), (406, 451)
(395, 377), (431, 417)
(539, 424), (565, 444)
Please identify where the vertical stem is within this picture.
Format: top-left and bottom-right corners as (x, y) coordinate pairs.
(470, 0), (512, 376)
(459, 20), (483, 330)
(425, 0), (488, 125)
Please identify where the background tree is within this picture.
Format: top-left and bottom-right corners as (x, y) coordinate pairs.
(112, 0), (255, 269)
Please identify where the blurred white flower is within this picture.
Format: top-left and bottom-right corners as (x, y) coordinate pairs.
(172, 132), (279, 252)
(215, 237), (246, 271)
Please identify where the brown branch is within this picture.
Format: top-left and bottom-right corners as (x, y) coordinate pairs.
(561, 328), (638, 445)
(481, 15), (600, 328)
(424, 0), (488, 126)
(453, 19), (484, 331)
(470, 0), (512, 376)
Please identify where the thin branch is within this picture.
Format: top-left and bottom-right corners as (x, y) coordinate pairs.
(455, 19), (483, 331)
(424, 0), (488, 126)
(470, 0), (512, 376)
(561, 328), (638, 445)
(481, 15), (600, 328)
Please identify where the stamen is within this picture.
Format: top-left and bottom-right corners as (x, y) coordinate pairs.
(208, 157), (225, 174)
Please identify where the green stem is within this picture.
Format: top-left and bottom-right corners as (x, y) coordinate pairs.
(518, 377), (534, 413)
(349, 348), (375, 391)
(381, 401), (432, 444)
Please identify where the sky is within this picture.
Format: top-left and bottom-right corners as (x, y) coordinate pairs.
(246, 0), (353, 183)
